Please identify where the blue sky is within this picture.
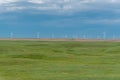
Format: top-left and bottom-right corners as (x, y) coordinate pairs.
(0, 0), (120, 38)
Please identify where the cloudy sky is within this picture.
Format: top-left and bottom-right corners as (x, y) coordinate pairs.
(0, 0), (120, 38)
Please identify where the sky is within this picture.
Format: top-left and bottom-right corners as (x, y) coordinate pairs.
(0, 0), (120, 38)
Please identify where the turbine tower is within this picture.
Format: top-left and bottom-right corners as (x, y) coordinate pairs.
(52, 34), (54, 38)
(112, 34), (115, 40)
(64, 34), (68, 38)
(10, 32), (13, 39)
(103, 32), (106, 39)
(37, 32), (40, 39)
(83, 34), (86, 39)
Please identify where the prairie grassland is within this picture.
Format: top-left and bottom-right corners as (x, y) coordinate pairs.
(0, 41), (120, 80)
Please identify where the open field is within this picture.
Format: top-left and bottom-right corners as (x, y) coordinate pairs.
(0, 38), (120, 42)
(0, 40), (120, 80)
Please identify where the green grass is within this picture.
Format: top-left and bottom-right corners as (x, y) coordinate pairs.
(0, 41), (120, 80)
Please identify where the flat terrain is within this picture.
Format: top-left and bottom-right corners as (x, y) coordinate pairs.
(0, 38), (119, 42)
(0, 40), (120, 80)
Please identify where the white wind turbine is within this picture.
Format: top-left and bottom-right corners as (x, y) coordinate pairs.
(64, 34), (68, 38)
(10, 32), (13, 39)
(52, 34), (55, 38)
(83, 34), (86, 39)
(103, 32), (106, 39)
(37, 32), (40, 39)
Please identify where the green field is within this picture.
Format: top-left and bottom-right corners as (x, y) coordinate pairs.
(0, 41), (120, 80)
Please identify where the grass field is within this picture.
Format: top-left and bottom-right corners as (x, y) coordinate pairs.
(0, 40), (120, 80)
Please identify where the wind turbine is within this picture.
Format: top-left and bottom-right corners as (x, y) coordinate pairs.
(103, 32), (106, 39)
(64, 34), (68, 39)
(52, 34), (55, 38)
(75, 34), (78, 39)
(97, 35), (100, 39)
(112, 34), (114, 40)
(37, 32), (40, 39)
(10, 32), (13, 39)
(83, 34), (86, 39)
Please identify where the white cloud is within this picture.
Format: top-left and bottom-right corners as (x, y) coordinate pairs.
(111, 0), (116, 3)
(0, 0), (120, 14)
(0, 0), (18, 4)
(87, 19), (120, 24)
(28, 0), (44, 4)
